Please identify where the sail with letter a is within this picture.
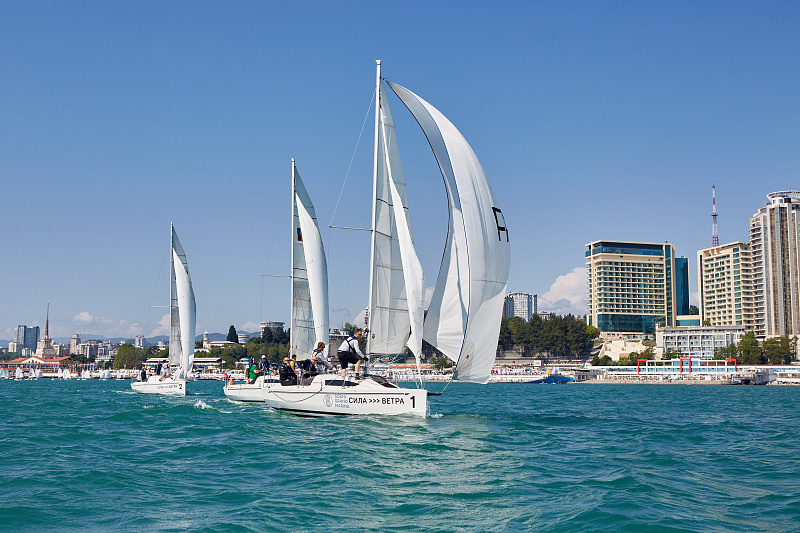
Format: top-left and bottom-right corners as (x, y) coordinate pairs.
(387, 81), (510, 384)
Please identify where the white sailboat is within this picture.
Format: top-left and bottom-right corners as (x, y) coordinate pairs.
(132, 224), (196, 396)
(258, 62), (509, 416)
(224, 159), (326, 402)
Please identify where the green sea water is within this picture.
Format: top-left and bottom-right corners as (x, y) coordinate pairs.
(1, 379), (799, 532)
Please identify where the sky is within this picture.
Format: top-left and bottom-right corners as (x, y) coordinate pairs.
(2, 0), (799, 341)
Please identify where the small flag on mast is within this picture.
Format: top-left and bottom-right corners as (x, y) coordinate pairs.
(297, 228), (302, 242)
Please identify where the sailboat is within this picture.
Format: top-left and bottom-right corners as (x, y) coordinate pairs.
(132, 224), (196, 396)
(257, 62), (509, 416)
(224, 159), (326, 402)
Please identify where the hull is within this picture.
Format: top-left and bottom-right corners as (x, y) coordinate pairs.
(489, 374), (574, 384)
(526, 375), (573, 384)
(262, 374), (429, 417)
(131, 376), (187, 396)
(223, 376), (280, 402)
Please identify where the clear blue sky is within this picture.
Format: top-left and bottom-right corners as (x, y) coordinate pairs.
(2, 0), (799, 340)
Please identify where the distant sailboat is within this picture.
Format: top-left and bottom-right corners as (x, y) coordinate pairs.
(259, 62), (509, 416)
(132, 224), (196, 396)
(224, 160), (325, 402)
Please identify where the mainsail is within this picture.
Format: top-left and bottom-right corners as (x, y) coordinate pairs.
(291, 161), (329, 358)
(387, 81), (511, 384)
(170, 225), (196, 379)
(367, 71), (423, 360)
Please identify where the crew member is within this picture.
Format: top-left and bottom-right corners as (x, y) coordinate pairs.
(278, 357), (297, 386)
(337, 328), (368, 382)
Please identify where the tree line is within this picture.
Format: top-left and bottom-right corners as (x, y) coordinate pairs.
(498, 315), (600, 359)
(713, 332), (796, 365)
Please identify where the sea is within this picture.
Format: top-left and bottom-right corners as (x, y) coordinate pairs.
(1, 379), (799, 532)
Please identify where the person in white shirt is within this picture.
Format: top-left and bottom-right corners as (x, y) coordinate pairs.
(337, 329), (367, 381)
(159, 359), (170, 381)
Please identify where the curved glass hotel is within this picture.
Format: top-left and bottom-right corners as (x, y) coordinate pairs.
(586, 240), (681, 335)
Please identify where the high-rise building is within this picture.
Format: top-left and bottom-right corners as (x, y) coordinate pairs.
(697, 242), (755, 330)
(14, 325), (40, 353)
(70, 334), (82, 355)
(134, 335), (146, 349)
(586, 240), (678, 334)
(749, 191), (800, 338)
(674, 257), (691, 316)
(503, 292), (536, 321)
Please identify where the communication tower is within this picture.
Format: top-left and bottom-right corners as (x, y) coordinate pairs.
(712, 181), (719, 247)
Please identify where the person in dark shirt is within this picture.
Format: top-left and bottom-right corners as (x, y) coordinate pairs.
(278, 357), (297, 386)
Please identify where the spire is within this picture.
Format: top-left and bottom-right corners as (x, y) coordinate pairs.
(45, 303), (50, 339)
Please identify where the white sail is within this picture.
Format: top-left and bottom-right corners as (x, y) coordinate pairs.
(378, 82), (426, 369)
(291, 161), (330, 358)
(387, 81), (510, 384)
(367, 77), (418, 357)
(170, 225), (196, 379)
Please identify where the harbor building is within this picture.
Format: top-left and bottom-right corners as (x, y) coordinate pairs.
(655, 325), (746, 359)
(34, 306), (61, 357)
(749, 192), (800, 339)
(697, 241), (755, 330)
(259, 321), (286, 336)
(586, 240), (683, 335)
(503, 292), (536, 321)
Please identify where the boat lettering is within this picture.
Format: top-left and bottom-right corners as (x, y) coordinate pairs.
(349, 397), (368, 404)
(334, 394), (349, 408)
(382, 397), (404, 404)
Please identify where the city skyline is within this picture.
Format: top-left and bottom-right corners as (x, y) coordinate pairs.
(2, 1), (799, 339)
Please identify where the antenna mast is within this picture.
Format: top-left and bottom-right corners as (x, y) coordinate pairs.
(711, 181), (719, 247)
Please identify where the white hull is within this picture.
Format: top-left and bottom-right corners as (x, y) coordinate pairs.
(131, 376), (187, 396)
(223, 376), (280, 402)
(260, 374), (429, 417)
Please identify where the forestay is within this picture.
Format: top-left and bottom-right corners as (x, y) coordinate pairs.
(387, 82), (510, 384)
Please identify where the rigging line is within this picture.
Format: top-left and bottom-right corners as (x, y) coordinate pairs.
(147, 240), (170, 344)
(260, 222), (281, 357)
(149, 241), (170, 308)
(261, 222), (281, 274)
(344, 237), (371, 321)
(329, 87), (376, 227)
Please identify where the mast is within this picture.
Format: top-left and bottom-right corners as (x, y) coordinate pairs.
(170, 222), (176, 372)
(366, 59), (381, 355)
(290, 158), (296, 356)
